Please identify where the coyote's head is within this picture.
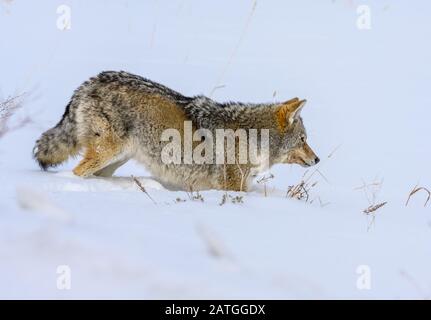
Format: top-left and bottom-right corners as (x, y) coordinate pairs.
(275, 98), (319, 167)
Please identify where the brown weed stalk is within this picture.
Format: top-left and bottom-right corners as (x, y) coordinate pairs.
(405, 185), (430, 207)
(132, 175), (157, 204)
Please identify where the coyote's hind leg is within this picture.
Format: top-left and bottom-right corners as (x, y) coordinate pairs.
(73, 135), (125, 178)
(93, 158), (129, 177)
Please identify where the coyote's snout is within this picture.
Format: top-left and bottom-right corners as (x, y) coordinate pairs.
(33, 71), (319, 191)
(286, 142), (320, 167)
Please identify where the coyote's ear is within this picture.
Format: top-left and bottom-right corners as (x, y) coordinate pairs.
(283, 97), (299, 105)
(276, 99), (307, 130)
(287, 99), (306, 124)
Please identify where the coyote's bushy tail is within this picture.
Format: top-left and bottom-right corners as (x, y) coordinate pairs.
(33, 102), (80, 170)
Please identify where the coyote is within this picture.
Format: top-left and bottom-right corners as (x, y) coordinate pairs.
(33, 71), (319, 191)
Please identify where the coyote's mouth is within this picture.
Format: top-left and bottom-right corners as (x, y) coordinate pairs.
(293, 157), (320, 167)
(298, 159), (311, 167)
(285, 155), (311, 167)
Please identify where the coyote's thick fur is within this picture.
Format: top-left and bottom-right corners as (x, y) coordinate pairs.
(33, 71), (319, 191)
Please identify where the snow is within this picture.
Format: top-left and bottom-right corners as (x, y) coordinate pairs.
(1, 0), (431, 299)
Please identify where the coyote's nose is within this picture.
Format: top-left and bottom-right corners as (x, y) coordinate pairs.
(314, 157), (320, 164)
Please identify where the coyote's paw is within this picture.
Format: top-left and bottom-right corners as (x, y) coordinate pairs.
(72, 167), (93, 178)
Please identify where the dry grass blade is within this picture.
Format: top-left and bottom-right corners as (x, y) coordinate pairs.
(256, 173), (274, 184)
(399, 269), (430, 299)
(327, 144), (342, 159)
(219, 193), (228, 206)
(191, 192), (204, 202)
(355, 177), (384, 206)
(257, 173), (274, 197)
(219, 193), (243, 205)
(186, 185), (204, 202)
(286, 180), (316, 202)
(235, 161), (250, 192)
(0, 93), (27, 138)
(132, 175), (157, 204)
(317, 196), (330, 207)
(354, 181), (382, 191)
(363, 201), (387, 215)
(209, 0), (257, 97)
(230, 195), (244, 204)
(316, 169), (329, 184)
(302, 144), (340, 185)
(405, 185), (431, 207)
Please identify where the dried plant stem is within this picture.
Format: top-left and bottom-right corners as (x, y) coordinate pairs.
(235, 161), (249, 193)
(363, 201), (387, 215)
(186, 185), (204, 202)
(405, 185), (431, 207)
(209, 0), (257, 97)
(0, 93), (27, 138)
(257, 173), (274, 197)
(132, 176), (157, 205)
(286, 181), (312, 202)
(223, 163), (227, 191)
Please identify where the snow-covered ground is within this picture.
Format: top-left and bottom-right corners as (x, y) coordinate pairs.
(1, 0), (431, 299)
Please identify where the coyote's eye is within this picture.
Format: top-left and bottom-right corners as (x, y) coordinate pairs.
(300, 135), (306, 143)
